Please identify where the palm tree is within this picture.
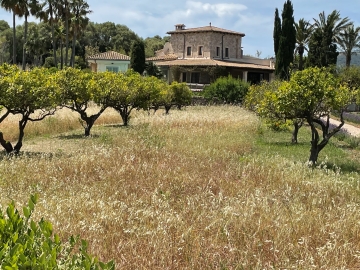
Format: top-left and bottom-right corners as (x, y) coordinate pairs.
(310, 10), (352, 67)
(18, 0), (41, 70)
(294, 18), (313, 70)
(313, 10), (352, 43)
(36, 0), (58, 67)
(0, 0), (23, 64)
(338, 24), (360, 67)
(69, 0), (91, 67)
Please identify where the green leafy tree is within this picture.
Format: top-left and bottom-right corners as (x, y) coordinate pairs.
(337, 65), (360, 90)
(338, 24), (360, 67)
(0, 67), (60, 153)
(108, 70), (148, 126)
(273, 8), (281, 57)
(144, 35), (169, 58)
(130, 39), (145, 75)
(145, 61), (163, 78)
(245, 80), (303, 143)
(57, 67), (110, 136)
(142, 75), (165, 113)
(280, 67), (352, 164)
(275, 0), (296, 79)
(169, 81), (193, 110)
(202, 75), (249, 104)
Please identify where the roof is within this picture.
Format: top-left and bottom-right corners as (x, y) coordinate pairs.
(146, 54), (178, 61)
(154, 59), (274, 71)
(167, 25), (245, 36)
(87, 51), (130, 61)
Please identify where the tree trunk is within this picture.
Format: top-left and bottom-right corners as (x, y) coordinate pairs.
(14, 118), (28, 153)
(60, 39), (63, 69)
(12, 12), (16, 65)
(70, 28), (76, 67)
(165, 104), (171, 114)
(0, 132), (13, 153)
(50, 8), (57, 67)
(298, 49), (304, 71)
(65, 1), (69, 67)
(118, 107), (130, 126)
(82, 114), (102, 136)
(309, 139), (319, 165)
(346, 52), (351, 68)
(22, 14), (28, 70)
(291, 120), (302, 144)
(84, 122), (93, 136)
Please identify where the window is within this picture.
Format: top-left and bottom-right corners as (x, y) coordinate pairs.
(182, 72), (187, 83)
(198, 46), (203, 56)
(190, 72), (200, 83)
(216, 47), (220, 57)
(225, 48), (229, 58)
(187, 46), (192, 56)
(106, 66), (119, 73)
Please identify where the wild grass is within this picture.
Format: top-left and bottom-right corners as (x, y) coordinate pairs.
(1, 105), (360, 268)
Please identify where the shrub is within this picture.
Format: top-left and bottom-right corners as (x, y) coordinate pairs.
(0, 194), (114, 269)
(202, 75), (250, 104)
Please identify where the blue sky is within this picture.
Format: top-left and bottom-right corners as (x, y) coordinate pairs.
(0, 0), (359, 58)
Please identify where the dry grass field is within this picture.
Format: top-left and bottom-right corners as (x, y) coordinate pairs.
(1, 105), (360, 269)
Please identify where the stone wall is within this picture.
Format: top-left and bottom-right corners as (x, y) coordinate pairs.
(170, 32), (243, 59)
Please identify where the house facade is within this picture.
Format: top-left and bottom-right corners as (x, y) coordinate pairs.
(147, 24), (275, 89)
(87, 51), (130, 72)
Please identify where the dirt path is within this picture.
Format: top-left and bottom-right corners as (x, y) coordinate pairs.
(328, 118), (360, 137)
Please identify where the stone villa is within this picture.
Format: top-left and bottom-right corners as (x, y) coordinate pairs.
(147, 23), (275, 89)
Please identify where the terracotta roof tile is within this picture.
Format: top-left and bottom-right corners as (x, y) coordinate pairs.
(167, 25), (245, 36)
(87, 51), (130, 61)
(155, 59), (274, 70)
(146, 54), (178, 61)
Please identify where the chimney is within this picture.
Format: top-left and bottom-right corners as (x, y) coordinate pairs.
(175, 24), (186, 30)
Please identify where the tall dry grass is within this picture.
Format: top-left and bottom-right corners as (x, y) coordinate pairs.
(0, 105), (360, 269)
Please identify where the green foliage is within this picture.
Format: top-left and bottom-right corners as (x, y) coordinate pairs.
(275, 0), (296, 80)
(169, 81), (193, 108)
(336, 65), (360, 91)
(57, 68), (111, 136)
(145, 61), (163, 79)
(0, 194), (114, 269)
(144, 35), (169, 58)
(107, 70), (154, 125)
(203, 75), (249, 104)
(245, 67), (353, 163)
(273, 8), (281, 57)
(44, 56), (55, 68)
(130, 40), (146, 75)
(307, 28), (338, 68)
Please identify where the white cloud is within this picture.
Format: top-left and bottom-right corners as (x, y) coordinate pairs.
(185, 1), (247, 17)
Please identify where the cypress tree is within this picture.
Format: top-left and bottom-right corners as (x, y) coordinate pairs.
(130, 40), (146, 74)
(275, 0), (296, 80)
(273, 8), (281, 57)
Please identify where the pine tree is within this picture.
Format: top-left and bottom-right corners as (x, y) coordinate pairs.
(130, 40), (145, 74)
(275, 0), (296, 80)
